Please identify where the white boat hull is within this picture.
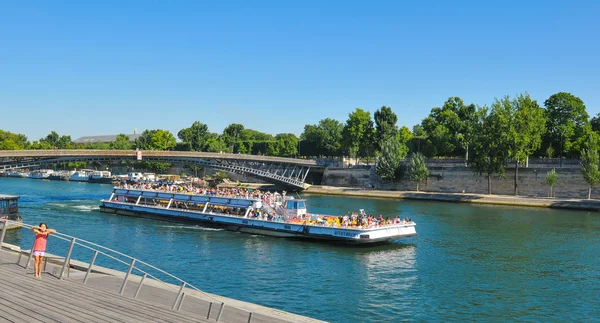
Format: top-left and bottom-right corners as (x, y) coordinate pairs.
(99, 201), (417, 244)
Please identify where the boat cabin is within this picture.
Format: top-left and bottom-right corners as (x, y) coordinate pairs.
(0, 194), (21, 221)
(282, 198), (307, 218)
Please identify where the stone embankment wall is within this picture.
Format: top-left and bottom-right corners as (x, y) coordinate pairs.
(321, 166), (600, 199)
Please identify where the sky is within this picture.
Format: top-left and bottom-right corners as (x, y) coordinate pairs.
(1, 0), (599, 141)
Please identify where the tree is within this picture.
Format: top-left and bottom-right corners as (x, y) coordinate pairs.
(580, 134), (600, 199)
(136, 130), (156, 150)
(42, 131), (60, 147)
(274, 133), (298, 157)
(109, 134), (133, 150)
(408, 152), (429, 191)
(375, 136), (405, 182)
(374, 106), (398, 152)
(342, 108), (374, 159)
(421, 97), (476, 158)
(300, 118), (343, 157)
(222, 123), (244, 150)
(151, 130), (177, 151)
(546, 168), (557, 198)
(178, 121), (210, 152)
(469, 105), (512, 194)
(56, 135), (73, 149)
(204, 136), (228, 152)
(544, 92), (590, 158)
(591, 113), (600, 134)
(510, 93), (547, 195)
(0, 130), (29, 150)
(144, 161), (172, 174)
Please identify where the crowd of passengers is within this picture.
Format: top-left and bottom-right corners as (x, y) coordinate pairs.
(119, 182), (266, 199)
(117, 183), (413, 228)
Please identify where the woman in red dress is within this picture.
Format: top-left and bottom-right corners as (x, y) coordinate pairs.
(31, 223), (56, 278)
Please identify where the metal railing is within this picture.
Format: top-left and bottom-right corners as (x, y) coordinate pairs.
(0, 218), (261, 322)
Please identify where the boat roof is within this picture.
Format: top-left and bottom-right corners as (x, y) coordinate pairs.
(0, 194), (19, 200)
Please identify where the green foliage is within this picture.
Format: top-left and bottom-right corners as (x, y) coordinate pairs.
(300, 118), (344, 157)
(222, 123), (244, 149)
(408, 152), (429, 191)
(580, 134), (600, 199)
(421, 97), (477, 158)
(214, 171), (228, 181)
(143, 161), (172, 174)
(137, 129), (176, 150)
(204, 136), (229, 152)
(374, 106), (398, 152)
(174, 142), (192, 151)
(546, 146), (555, 159)
(178, 121), (210, 151)
(37, 131), (73, 149)
(375, 136), (406, 181)
(109, 134), (133, 150)
(509, 93), (547, 195)
(0, 130), (29, 150)
(274, 133), (298, 157)
(469, 104), (512, 194)
(342, 108), (374, 158)
(591, 113), (600, 134)
(151, 130), (177, 150)
(240, 129), (273, 141)
(546, 168), (557, 197)
(544, 92), (590, 157)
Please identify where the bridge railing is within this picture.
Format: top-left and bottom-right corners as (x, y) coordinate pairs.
(0, 218), (264, 322)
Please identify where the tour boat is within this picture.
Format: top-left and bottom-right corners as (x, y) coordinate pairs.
(99, 188), (417, 244)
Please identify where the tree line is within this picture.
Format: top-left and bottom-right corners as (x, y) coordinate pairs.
(2, 91), (600, 195)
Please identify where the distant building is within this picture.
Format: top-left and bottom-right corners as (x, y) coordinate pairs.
(73, 134), (141, 144)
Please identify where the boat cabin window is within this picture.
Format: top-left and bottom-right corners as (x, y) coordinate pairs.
(0, 199), (18, 215)
(285, 201), (306, 209)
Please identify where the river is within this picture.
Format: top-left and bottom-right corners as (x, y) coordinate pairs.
(1, 177), (598, 322)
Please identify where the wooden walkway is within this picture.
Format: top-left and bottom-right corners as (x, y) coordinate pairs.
(0, 249), (324, 323)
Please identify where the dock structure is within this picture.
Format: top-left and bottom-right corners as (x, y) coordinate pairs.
(0, 220), (326, 323)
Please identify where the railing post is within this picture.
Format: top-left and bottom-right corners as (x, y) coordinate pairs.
(25, 244), (35, 269)
(134, 273), (147, 299)
(83, 250), (99, 285)
(0, 218), (8, 249)
(59, 238), (76, 280)
(216, 302), (225, 321)
(176, 293), (186, 311)
(119, 258), (136, 295)
(171, 282), (186, 310)
(206, 302), (213, 319)
(247, 312), (253, 323)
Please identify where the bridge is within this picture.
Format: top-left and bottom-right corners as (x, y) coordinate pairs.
(0, 150), (323, 189)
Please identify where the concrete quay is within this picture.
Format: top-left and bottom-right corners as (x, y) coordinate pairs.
(0, 245), (326, 323)
(305, 185), (600, 211)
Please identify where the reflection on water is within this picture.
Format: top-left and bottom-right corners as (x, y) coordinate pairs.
(2, 178), (600, 322)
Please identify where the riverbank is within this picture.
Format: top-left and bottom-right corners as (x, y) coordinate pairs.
(304, 185), (600, 211)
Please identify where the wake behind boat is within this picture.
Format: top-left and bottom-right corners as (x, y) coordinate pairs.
(99, 185), (417, 244)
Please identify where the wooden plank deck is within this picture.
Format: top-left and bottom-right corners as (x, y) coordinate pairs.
(0, 249), (325, 323)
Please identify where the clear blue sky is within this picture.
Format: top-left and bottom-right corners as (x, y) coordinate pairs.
(1, 0), (599, 141)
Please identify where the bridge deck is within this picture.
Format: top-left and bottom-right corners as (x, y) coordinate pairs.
(0, 150), (319, 167)
(0, 249), (324, 323)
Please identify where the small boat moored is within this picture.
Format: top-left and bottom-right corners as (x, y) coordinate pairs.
(89, 171), (113, 184)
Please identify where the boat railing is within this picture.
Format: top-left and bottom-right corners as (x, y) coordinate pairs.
(0, 218), (263, 322)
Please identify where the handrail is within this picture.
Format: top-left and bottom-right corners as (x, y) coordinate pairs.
(0, 218), (256, 320)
